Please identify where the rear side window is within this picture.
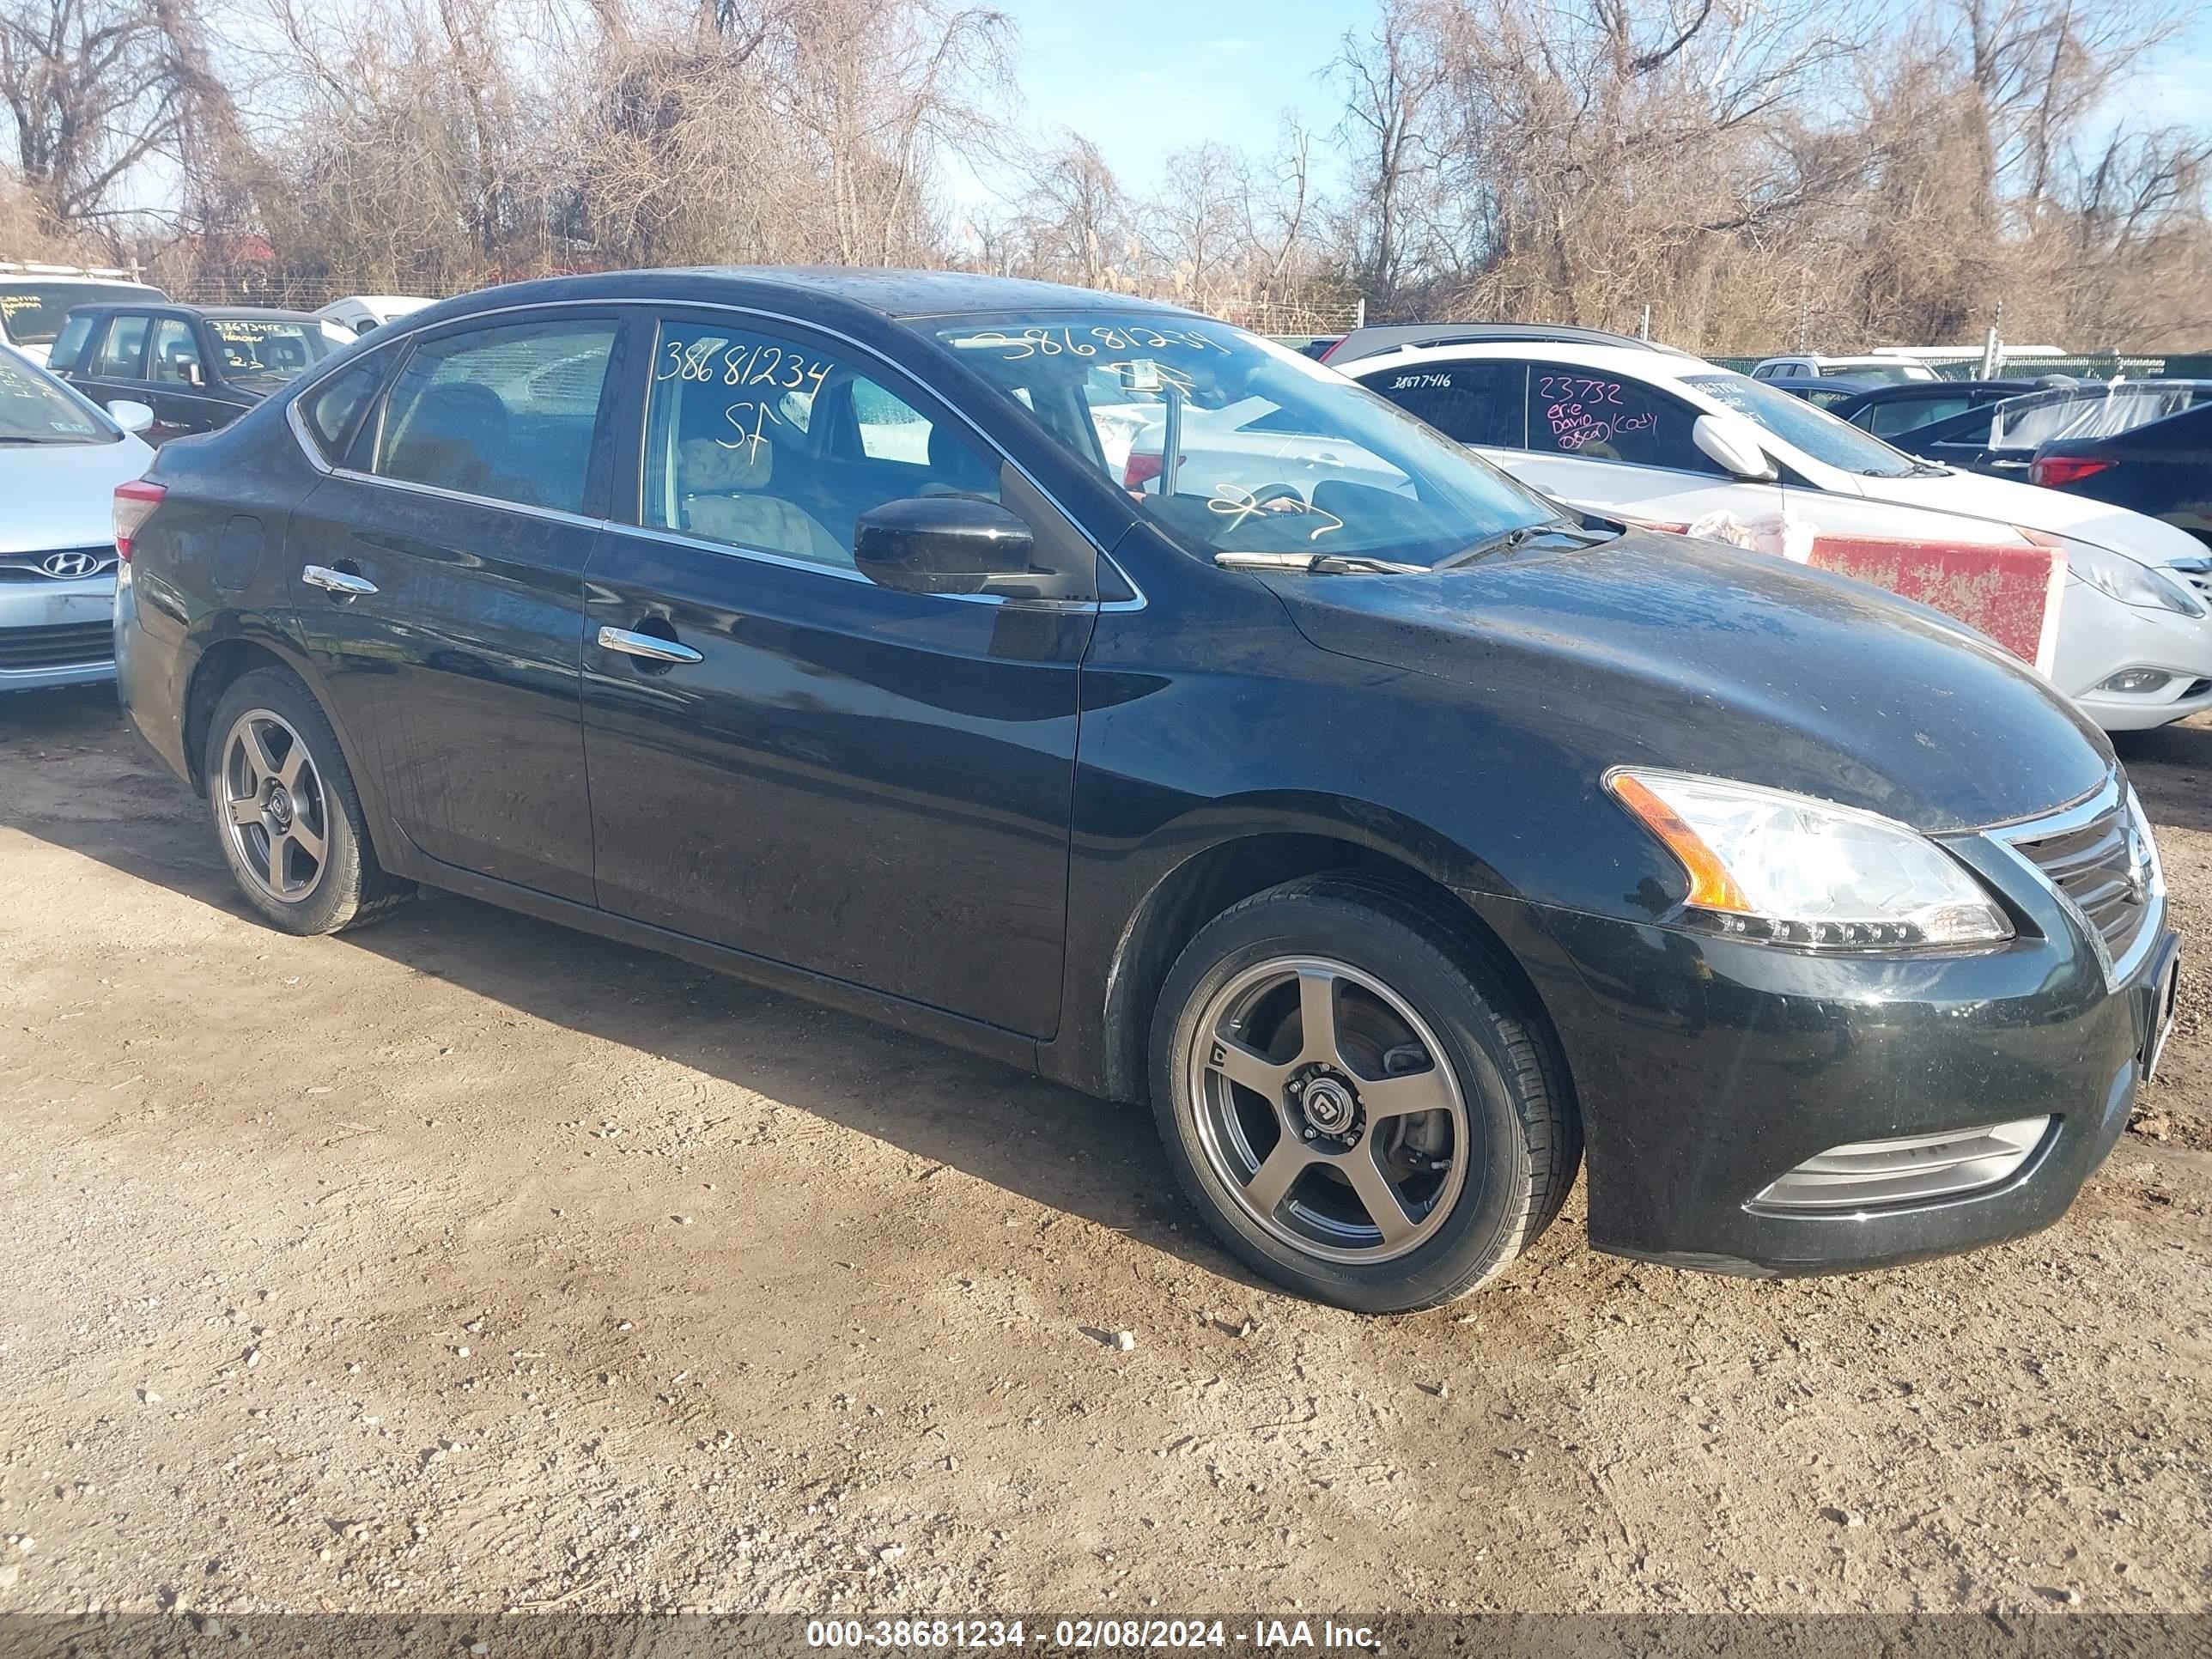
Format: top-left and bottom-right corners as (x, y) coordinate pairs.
(1368, 362), (1526, 447)
(302, 354), (390, 460)
(47, 313), (94, 372)
(93, 313), (151, 380)
(1525, 363), (1717, 472)
(371, 319), (617, 513)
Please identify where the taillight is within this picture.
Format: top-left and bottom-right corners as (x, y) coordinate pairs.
(2030, 455), (2114, 489)
(113, 479), (166, 561)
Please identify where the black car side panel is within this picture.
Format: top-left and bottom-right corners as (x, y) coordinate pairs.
(580, 526), (1091, 1039)
(283, 476), (599, 904)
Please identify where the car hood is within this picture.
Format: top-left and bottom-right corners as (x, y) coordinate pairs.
(0, 434), (153, 554)
(1265, 530), (2111, 835)
(1850, 465), (2203, 565)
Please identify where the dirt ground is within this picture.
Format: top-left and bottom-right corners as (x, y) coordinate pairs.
(1, 682), (2208, 1622)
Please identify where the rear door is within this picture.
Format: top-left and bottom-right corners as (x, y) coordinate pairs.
(1504, 360), (1783, 531)
(284, 309), (627, 903)
(577, 307), (1095, 1037)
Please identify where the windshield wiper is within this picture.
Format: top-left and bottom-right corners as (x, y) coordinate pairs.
(1433, 522), (1604, 570)
(1214, 550), (1426, 575)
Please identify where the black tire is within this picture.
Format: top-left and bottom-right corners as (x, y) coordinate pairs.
(1150, 875), (1579, 1313)
(203, 666), (412, 935)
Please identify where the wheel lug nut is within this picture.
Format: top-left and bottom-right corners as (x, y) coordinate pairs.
(1303, 1127), (1316, 1140)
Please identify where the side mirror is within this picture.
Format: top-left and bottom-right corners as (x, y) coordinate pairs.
(853, 496), (1035, 596)
(109, 399), (155, 436)
(1693, 414), (1777, 482)
(182, 361), (204, 388)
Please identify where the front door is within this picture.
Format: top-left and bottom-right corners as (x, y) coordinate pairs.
(579, 309), (1095, 1037)
(283, 310), (626, 904)
(143, 318), (234, 440)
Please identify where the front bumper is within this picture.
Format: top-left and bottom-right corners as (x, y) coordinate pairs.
(2054, 578), (2212, 731)
(0, 573), (116, 691)
(1476, 829), (2174, 1277)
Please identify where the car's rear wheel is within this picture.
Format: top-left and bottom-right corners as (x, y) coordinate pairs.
(204, 667), (411, 935)
(1151, 876), (1578, 1313)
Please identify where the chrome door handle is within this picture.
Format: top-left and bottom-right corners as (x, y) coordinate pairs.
(598, 625), (702, 665)
(301, 564), (378, 597)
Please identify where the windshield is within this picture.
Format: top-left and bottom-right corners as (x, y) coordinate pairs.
(0, 283), (152, 347)
(208, 317), (328, 383)
(1991, 383), (2207, 450)
(927, 313), (1565, 566)
(0, 349), (114, 444)
(1688, 373), (1923, 478)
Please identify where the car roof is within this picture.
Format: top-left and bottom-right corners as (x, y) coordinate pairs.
(414, 268), (1193, 331)
(1326, 321), (1695, 365)
(1850, 379), (2039, 398)
(1344, 337), (1719, 383)
(67, 301), (319, 322)
(199, 307), (321, 322)
(1766, 374), (1875, 392)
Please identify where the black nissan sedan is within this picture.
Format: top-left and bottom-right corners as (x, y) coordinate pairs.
(112, 269), (2179, 1312)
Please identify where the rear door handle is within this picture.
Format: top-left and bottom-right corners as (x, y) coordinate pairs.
(598, 625), (703, 665)
(301, 564), (377, 597)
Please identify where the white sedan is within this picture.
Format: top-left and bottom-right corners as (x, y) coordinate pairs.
(1345, 337), (2212, 732)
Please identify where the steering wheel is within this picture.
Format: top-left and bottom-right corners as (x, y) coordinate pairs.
(1246, 483), (1307, 509)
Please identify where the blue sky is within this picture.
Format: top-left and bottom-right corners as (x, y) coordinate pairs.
(959, 0), (1351, 204)
(969, 0), (2212, 206)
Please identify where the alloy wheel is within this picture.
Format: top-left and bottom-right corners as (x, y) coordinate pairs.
(1185, 955), (1470, 1263)
(218, 708), (331, 902)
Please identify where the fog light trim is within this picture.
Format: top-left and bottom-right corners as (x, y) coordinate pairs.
(2097, 669), (2174, 694)
(1750, 1115), (2052, 1212)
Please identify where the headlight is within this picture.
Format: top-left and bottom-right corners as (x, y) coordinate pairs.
(1607, 769), (2013, 949)
(2026, 528), (2204, 617)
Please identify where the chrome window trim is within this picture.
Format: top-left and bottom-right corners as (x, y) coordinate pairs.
(279, 294), (1146, 612)
(335, 462), (607, 532)
(1978, 771), (2164, 989)
(611, 521), (1100, 611)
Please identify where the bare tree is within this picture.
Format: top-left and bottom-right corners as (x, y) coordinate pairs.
(0, 0), (196, 237)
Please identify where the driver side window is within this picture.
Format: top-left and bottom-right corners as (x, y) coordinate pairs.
(640, 319), (1002, 571)
(1524, 362), (1720, 474)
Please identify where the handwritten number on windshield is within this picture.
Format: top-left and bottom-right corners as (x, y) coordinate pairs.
(959, 325), (1232, 362)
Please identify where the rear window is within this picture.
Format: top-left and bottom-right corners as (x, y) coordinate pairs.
(0, 283), (156, 347)
(1991, 385), (2207, 450)
(372, 318), (617, 512)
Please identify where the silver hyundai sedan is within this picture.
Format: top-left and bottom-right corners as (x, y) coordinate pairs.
(0, 345), (155, 692)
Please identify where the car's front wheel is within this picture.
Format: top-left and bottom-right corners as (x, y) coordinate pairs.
(1151, 876), (1579, 1313)
(204, 666), (412, 935)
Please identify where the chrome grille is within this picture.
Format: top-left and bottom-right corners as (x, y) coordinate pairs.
(0, 545), (117, 583)
(2001, 779), (2159, 980)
